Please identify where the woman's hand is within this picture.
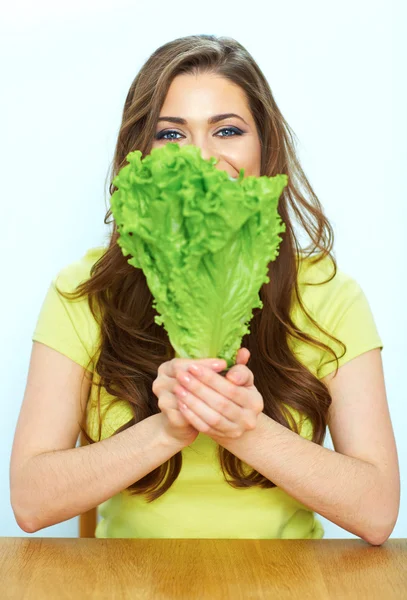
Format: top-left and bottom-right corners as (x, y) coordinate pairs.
(172, 348), (264, 441)
(153, 349), (251, 446)
(153, 355), (229, 447)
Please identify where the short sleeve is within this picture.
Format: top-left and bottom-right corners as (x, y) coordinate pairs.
(32, 276), (98, 372)
(316, 281), (383, 379)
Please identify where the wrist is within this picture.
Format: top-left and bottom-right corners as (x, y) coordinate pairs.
(154, 412), (188, 452)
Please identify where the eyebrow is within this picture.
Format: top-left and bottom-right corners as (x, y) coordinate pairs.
(157, 113), (249, 126)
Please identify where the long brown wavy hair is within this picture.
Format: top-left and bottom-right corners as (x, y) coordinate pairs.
(57, 34), (346, 502)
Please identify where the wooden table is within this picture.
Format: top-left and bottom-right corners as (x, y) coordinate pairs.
(1, 538), (406, 599)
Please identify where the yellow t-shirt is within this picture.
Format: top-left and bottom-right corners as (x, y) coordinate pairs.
(31, 246), (383, 539)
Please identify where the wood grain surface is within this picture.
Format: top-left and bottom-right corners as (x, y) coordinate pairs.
(0, 537), (406, 599)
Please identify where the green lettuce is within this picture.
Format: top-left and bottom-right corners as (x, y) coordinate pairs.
(110, 143), (287, 368)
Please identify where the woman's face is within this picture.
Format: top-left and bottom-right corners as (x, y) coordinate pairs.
(151, 72), (262, 178)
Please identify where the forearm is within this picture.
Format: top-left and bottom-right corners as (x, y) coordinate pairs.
(212, 412), (390, 545)
(11, 413), (184, 533)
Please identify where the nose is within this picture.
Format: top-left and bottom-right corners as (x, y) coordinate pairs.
(196, 144), (235, 177)
(197, 143), (217, 163)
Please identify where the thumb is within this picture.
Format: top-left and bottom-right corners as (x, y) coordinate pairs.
(235, 347), (250, 365)
(226, 363), (254, 386)
(226, 349), (253, 386)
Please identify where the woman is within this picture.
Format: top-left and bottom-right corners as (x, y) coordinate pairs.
(10, 35), (399, 544)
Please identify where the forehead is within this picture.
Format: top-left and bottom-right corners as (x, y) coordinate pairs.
(160, 73), (250, 116)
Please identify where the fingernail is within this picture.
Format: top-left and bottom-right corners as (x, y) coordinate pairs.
(231, 373), (241, 383)
(212, 361), (226, 369)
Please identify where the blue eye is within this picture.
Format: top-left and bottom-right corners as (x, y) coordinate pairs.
(155, 126), (243, 141)
(155, 130), (182, 141)
(217, 127), (242, 137)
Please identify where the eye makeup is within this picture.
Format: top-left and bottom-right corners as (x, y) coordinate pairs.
(155, 126), (244, 141)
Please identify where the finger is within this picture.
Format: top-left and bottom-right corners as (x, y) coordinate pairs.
(176, 393), (238, 434)
(178, 364), (247, 409)
(173, 374), (241, 423)
(235, 347), (250, 365)
(176, 397), (218, 433)
(226, 364), (254, 387)
(158, 390), (195, 427)
(161, 356), (227, 379)
(153, 372), (177, 399)
(154, 362), (227, 400)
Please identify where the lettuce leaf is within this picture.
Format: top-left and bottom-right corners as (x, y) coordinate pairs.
(110, 143), (287, 368)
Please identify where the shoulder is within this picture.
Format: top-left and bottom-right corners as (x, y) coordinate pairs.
(295, 251), (363, 319)
(293, 251), (382, 379)
(52, 245), (108, 351)
(32, 246), (108, 372)
(54, 245), (108, 292)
